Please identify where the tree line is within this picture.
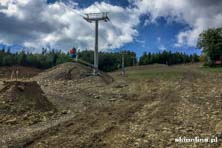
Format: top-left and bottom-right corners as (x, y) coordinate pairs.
(0, 48), (71, 69)
(0, 47), (200, 72)
(0, 48), (137, 72)
(139, 51), (200, 66)
(79, 50), (136, 72)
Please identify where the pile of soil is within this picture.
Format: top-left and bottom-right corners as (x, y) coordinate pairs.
(33, 62), (93, 81)
(0, 81), (56, 125)
(33, 62), (113, 84)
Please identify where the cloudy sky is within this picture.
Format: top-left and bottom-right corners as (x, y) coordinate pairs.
(0, 0), (222, 56)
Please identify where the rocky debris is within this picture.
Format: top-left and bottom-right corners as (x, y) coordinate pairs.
(0, 82), (3, 92)
(61, 110), (71, 115)
(5, 117), (17, 124)
(112, 83), (128, 88)
(215, 121), (222, 134)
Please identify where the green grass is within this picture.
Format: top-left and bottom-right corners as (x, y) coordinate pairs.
(201, 67), (222, 73)
(128, 70), (182, 80)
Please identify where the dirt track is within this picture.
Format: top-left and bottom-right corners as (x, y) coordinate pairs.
(1, 64), (222, 147)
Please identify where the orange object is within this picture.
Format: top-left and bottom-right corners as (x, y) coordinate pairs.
(69, 48), (76, 54)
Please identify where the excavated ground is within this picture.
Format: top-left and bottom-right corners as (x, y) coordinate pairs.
(0, 81), (57, 128)
(0, 63), (222, 147)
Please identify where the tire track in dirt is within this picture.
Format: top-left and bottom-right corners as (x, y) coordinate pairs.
(172, 70), (222, 147)
(24, 96), (148, 148)
(79, 88), (180, 148)
(79, 100), (148, 148)
(0, 113), (76, 148)
(129, 89), (182, 147)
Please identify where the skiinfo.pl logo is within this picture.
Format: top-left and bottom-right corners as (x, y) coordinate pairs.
(175, 137), (218, 143)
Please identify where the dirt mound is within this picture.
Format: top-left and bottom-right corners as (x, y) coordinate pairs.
(0, 81), (56, 114)
(0, 81), (56, 126)
(33, 62), (113, 84)
(34, 62), (93, 81)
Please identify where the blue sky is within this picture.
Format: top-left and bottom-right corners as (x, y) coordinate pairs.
(46, 0), (202, 57)
(1, 0), (221, 57)
(48, 0), (130, 8)
(121, 16), (201, 57)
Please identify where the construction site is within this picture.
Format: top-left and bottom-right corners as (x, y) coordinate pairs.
(0, 0), (222, 147)
(0, 62), (222, 148)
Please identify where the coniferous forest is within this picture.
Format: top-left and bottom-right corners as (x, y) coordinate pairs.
(0, 47), (200, 72)
(139, 51), (200, 66)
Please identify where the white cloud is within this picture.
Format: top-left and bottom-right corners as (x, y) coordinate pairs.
(0, 0), (222, 52)
(0, 0), (140, 52)
(132, 0), (222, 47)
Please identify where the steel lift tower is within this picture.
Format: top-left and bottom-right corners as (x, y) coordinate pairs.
(84, 12), (109, 75)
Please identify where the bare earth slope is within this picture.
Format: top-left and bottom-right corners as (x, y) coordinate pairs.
(1, 63), (222, 147)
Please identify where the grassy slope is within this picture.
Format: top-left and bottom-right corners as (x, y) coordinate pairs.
(201, 67), (222, 73)
(127, 63), (222, 80)
(128, 70), (182, 80)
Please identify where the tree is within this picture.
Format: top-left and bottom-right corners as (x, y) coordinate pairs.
(197, 27), (222, 66)
(18, 51), (28, 66)
(139, 51), (199, 66)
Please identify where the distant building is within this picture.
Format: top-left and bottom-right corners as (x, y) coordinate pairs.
(208, 54), (222, 66)
(215, 55), (222, 65)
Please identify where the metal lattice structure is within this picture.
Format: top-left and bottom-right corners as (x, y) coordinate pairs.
(84, 12), (109, 22)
